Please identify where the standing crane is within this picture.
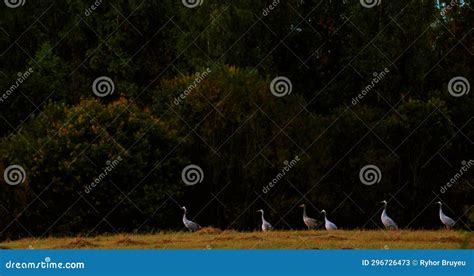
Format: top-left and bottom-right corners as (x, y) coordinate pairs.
(299, 204), (318, 229)
(435, 201), (455, 229)
(321, 210), (337, 230)
(380, 200), (398, 230)
(181, 206), (201, 232)
(256, 209), (273, 231)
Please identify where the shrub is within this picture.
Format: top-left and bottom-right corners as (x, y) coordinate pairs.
(0, 98), (187, 239)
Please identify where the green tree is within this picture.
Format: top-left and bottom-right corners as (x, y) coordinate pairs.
(0, 98), (186, 238)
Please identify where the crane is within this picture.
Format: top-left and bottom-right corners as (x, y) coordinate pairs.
(257, 209), (273, 231)
(435, 201), (455, 229)
(380, 200), (398, 230)
(299, 204), (318, 229)
(321, 210), (337, 230)
(181, 206), (201, 232)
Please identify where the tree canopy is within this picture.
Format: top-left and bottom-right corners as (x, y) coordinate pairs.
(0, 0), (472, 238)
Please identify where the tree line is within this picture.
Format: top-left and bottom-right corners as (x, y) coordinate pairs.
(0, 0), (472, 239)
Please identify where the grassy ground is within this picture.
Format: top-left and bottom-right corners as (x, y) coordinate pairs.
(1, 228), (472, 249)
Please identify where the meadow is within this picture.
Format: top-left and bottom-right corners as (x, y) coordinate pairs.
(1, 229), (471, 250)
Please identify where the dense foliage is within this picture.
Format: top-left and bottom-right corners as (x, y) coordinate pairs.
(0, 0), (472, 238)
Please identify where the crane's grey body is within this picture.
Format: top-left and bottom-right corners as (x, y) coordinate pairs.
(299, 204), (318, 229)
(381, 200), (398, 230)
(257, 209), (272, 231)
(436, 201), (455, 229)
(181, 206), (201, 232)
(321, 210), (337, 231)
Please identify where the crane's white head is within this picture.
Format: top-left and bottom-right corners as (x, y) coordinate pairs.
(321, 209), (326, 214)
(299, 204), (306, 208)
(256, 209), (263, 213)
(435, 201), (442, 205)
(381, 200), (387, 205)
(181, 206), (187, 212)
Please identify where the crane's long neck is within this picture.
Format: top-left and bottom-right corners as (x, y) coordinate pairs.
(438, 204), (443, 216)
(302, 206), (307, 218)
(382, 204), (387, 216)
(260, 211), (265, 222)
(323, 212), (327, 221)
(183, 210), (187, 220)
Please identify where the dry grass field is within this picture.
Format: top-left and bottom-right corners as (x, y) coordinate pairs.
(1, 228), (472, 249)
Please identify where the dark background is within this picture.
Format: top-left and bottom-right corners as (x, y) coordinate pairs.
(0, 0), (472, 240)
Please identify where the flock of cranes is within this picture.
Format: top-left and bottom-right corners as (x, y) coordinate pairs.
(180, 200), (456, 232)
